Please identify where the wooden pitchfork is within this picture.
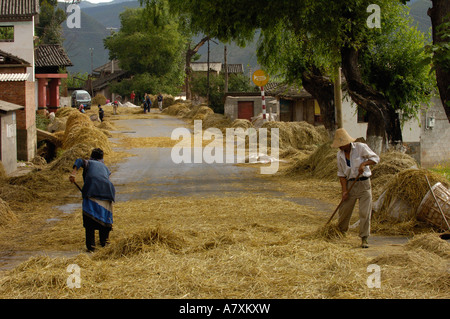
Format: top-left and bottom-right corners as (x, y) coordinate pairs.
(326, 173), (362, 225)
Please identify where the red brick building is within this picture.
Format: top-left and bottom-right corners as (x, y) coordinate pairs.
(0, 49), (35, 161)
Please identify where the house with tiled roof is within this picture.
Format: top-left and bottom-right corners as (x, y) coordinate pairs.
(0, 0), (39, 162)
(35, 44), (72, 113)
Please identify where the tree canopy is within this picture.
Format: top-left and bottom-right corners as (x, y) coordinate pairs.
(104, 6), (187, 96)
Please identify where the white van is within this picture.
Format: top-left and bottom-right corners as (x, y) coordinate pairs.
(71, 90), (92, 109)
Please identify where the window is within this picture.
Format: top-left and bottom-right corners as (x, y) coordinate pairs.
(0, 26), (14, 42)
(357, 107), (369, 123)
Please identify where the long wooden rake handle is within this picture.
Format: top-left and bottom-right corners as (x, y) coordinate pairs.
(73, 181), (82, 193)
(326, 173), (362, 225)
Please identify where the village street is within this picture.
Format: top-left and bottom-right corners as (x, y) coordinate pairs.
(0, 110), (411, 274)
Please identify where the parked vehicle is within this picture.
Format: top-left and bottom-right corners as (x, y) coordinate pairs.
(71, 90), (91, 109)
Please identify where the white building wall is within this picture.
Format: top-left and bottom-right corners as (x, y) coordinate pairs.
(0, 19), (35, 79)
(341, 95), (421, 143)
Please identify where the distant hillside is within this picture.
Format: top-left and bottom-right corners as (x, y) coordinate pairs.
(60, 0), (433, 75)
(408, 0), (432, 35)
(61, 6), (110, 74)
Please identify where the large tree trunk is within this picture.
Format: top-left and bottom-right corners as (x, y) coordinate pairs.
(340, 46), (402, 154)
(301, 68), (336, 139)
(428, 0), (450, 122)
(185, 36), (210, 100)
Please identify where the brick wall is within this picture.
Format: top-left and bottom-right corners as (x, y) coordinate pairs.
(0, 80), (36, 161)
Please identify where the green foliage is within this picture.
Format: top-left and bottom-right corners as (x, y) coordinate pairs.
(35, 113), (50, 131)
(104, 6), (186, 95)
(64, 72), (89, 88)
(360, 3), (435, 122)
(428, 14), (450, 73)
(37, 0), (66, 45)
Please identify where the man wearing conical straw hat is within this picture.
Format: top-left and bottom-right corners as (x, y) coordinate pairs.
(331, 128), (379, 248)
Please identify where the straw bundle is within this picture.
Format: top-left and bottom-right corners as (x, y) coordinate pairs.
(284, 142), (337, 180)
(0, 161), (6, 181)
(371, 151), (418, 180)
(231, 119), (254, 130)
(50, 143), (92, 172)
(162, 102), (191, 116)
(63, 112), (94, 139)
(261, 121), (329, 150)
(0, 198), (17, 227)
(189, 105), (215, 121)
(0, 183), (40, 203)
(63, 126), (111, 154)
(308, 223), (346, 240)
(202, 113), (233, 131)
(377, 168), (450, 220)
(93, 228), (185, 260)
(47, 117), (67, 133)
(406, 233), (450, 258)
(55, 107), (78, 118)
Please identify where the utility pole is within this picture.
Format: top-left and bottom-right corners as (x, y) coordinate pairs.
(106, 27), (118, 74)
(207, 39), (210, 106)
(89, 48), (94, 96)
(89, 48), (94, 74)
(334, 66), (343, 129)
(224, 45), (228, 94)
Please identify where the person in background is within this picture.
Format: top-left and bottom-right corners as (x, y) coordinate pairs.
(331, 128), (379, 248)
(130, 90), (136, 104)
(145, 93), (152, 113)
(79, 104), (85, 113)
(98, 104), (104, 122)
(157, 92), (163, 111)
(69, 148), (116, 252)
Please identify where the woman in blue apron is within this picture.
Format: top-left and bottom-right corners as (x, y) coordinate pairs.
(69, 148), (115, 252)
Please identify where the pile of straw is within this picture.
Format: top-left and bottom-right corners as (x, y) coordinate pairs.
(371, 151), (418, 200)
(62, 112), (112, 155)
(261, 121), (329, 150)
(202, 113), (233, 131)
(231, 119), (254, 130)
(162, 102), (191, 117)
(93, 228), (185, 260)
(284, 142), (337, 180)
(50, 143), (92, 172)
(0, 198), (17, 227)
(376, 168), (450, 221)
(186, 105), (214, 121)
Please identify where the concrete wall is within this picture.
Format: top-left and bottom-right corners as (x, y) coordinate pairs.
(341, 95), (450, 167)
(0, 20), (35, 79)
(224, 96), (278, 121)
(420, 97), (450, 168)
(0, 112), (18, 174)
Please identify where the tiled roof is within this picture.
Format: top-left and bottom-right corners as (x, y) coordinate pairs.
(93, 59), (121, 73)
(0, 49), (31, 66)
(266, 83), (312, 99)
(35, 44), (73, 68)
(0, 0), (39, 21)
(0, 99), (24, 112)
(91, 70), (128, 90)
(0, 73), (29, 81)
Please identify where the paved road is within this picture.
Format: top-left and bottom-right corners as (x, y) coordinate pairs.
(109, 115), (286, 202)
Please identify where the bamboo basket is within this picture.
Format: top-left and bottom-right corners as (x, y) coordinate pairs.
(416, 182), (450, 231)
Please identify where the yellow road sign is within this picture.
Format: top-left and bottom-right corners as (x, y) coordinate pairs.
(252, 69), (269, 87)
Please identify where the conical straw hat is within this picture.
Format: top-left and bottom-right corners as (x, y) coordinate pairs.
(331, 128), (356, 148)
